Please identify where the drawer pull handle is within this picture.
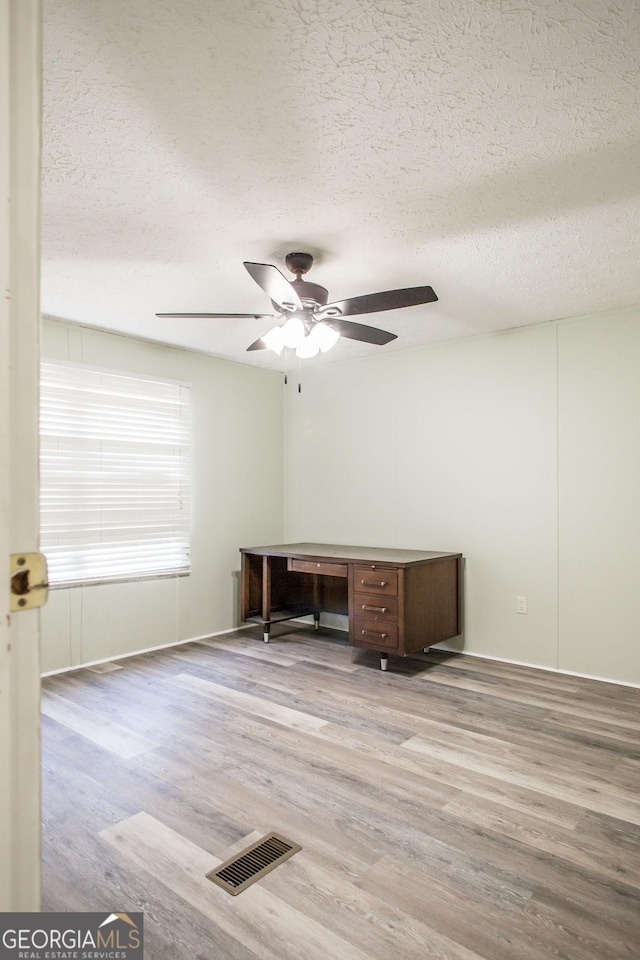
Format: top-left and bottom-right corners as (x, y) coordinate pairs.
(361, 579), (387, 588)
(361, 604), (388, 613)
(361, 629), (388, 639)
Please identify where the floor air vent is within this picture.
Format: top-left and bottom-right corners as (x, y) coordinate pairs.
(206, 832), (301, 896)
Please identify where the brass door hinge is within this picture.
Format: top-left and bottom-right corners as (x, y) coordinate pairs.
(10, 552), (49, 611)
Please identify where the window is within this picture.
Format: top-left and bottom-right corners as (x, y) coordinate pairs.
(40, 360), (191, 586)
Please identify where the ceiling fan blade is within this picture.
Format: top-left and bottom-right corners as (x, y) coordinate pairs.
(243, 262), (303, 312)
(246, 336), (268, 351)
(324, 318), (397, 345)
(323, 285), (437, 317)
(156, 312), (274, 319)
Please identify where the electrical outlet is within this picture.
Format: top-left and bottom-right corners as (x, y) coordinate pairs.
(516, 596), (527, 615)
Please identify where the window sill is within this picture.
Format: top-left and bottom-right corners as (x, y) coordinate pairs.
(49, 570), (191, 590)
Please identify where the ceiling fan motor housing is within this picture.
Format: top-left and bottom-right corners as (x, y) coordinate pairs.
(279, 252), (329, 310)
(270, 280), (329, 312)
(289, 279), (329, 308)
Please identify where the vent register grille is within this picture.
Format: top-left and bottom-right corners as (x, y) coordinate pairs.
(207, 833), (301, 896)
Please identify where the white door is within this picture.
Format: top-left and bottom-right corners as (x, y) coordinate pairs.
(0, 0), (43, 910)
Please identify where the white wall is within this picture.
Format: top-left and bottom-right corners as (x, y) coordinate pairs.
(40, 319), (284, 672)
(558, 312), (640, 681)
(284, 308), (640, 686)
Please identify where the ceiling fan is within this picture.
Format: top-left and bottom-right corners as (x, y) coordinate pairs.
(156, 252), (438, 357)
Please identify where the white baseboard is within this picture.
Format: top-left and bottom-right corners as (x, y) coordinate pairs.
(39, 623), (253, 678)
(434, 643), (640, 690)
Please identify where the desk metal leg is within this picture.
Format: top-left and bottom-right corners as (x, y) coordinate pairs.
(262, 556), (271, 644)
(314, 612), (320, 632)
(380, 653), (388, 671)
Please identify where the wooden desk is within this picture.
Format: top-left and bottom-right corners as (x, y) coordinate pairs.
(240, 543), (463, 670)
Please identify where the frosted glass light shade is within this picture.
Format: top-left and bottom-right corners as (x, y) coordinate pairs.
(296, 336), (320, 358)
(281, 315), (306, 348)
(262, 325), (286, 354)
(313, 322), (340, 352)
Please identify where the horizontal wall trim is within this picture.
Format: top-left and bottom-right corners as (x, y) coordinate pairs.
(39, 623), (253, 678)
(434, 643), (640, 690)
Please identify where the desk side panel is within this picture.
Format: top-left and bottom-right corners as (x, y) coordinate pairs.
(403, 557), (460, 653)
(240, 552), (263, 621)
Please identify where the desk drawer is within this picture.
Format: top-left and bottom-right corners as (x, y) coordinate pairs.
(353, 593), (398, 622)
(352, 617), (399, 650)
(288, 558), (348, 578)
(353, 566), (398, 596)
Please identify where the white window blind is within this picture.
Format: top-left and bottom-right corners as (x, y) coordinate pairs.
(40, 360), (191, 586)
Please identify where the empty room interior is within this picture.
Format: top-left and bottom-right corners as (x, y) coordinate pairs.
(11, 0), (640, 958)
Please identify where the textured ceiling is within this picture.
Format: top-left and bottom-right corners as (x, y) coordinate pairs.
(42, 0), (640, 370)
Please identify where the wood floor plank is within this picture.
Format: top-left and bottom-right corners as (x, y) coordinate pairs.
(195, 636), (300, 666)
(201, 630), (360, 672)
(419, 668), (640, 729)
(401, 713), (638, 789)
(425, 651), (640, 706)
(522, 890), (639, 960)
(261, 845), (487, 960)
(315, 720), (586, 829)
(85, 660), (124, 674)
(358, 854), (639, 960)
(402, 729), (640, 824)
(170, 672), (330, 731)
(441, 794), (640, 889)
(41, 689), (159, 758)
(267, 629), (361, 672)
(219, 708), (461, 811)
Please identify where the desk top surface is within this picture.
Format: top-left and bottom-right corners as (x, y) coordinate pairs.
(240, 542), (462, 566)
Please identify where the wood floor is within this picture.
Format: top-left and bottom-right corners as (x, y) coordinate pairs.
(41, 626), (640, 960)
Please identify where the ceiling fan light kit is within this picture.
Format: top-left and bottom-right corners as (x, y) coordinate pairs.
(156, 252), (438, 358)
(262, 315), (341, 358)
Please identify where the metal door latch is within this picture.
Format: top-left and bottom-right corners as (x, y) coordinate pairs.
(10, 552), (49, 611)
